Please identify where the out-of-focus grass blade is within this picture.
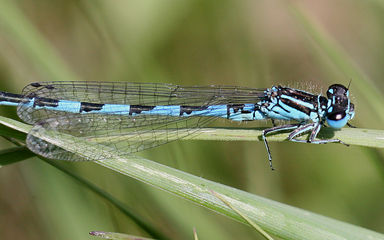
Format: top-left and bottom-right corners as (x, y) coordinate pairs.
(0, 0), (78, 80)
(288, 2), (384, 122)
(193, 228), (198, 240)
(0, 146), (35, 166)
(0, 117), (34, 166)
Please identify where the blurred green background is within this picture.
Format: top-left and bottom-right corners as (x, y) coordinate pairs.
(0, 0), (384, 239)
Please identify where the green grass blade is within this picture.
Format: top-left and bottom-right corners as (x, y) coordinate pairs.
(1, 116), (383, 239)
(210, 189), (274, 240)
(89, 231), (155, 240)
(0, 117), (169, 239)
(183, 127), (384, 149)
(41, 158), (168, 240)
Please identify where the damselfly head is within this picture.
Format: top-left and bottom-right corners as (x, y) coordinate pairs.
(325, 84), (354, 129)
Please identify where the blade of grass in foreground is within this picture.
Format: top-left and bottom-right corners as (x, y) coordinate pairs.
(1, 116), (383, 239)
(210, 189), (274, 240)
(90, 231), (155, 240)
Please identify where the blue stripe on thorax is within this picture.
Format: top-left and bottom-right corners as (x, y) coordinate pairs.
(261, 101), (314, 122)
(279, 95), (315, 109)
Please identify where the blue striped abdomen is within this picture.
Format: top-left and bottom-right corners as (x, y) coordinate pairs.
(20, 98), (268, 121)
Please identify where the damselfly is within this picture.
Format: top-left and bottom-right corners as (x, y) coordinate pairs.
(0, 81), (355, 169)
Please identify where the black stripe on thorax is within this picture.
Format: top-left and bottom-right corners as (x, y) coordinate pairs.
(279, 87), (318, 103)
(281, 99), (311, 115)
(278, 87), (321, 115)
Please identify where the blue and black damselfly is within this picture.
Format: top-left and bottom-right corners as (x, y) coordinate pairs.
(0, 81), (355, 169)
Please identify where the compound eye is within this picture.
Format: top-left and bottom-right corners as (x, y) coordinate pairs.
(326, 111), (348, 129)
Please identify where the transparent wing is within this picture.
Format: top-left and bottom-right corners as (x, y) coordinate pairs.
(26, 113), (217, 161)
(18, 81), (267, 124)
